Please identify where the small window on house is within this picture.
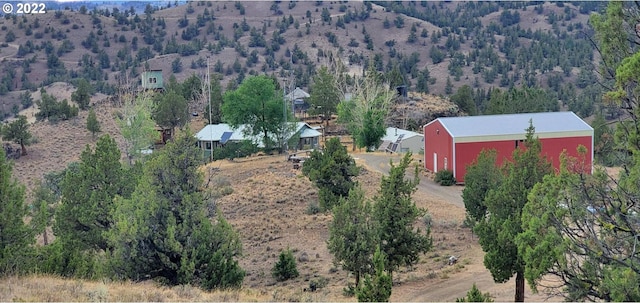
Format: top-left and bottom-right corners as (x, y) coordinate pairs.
(515, 139), (524, 148)
(205, 142), (212, 149)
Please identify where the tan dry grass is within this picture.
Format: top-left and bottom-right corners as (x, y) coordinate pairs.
(10, 83), (126, 199)
(0, 274), (278, 302)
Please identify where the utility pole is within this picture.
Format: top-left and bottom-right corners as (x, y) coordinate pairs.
(283, 76), (287, 154)
(207, 57), (213, 162)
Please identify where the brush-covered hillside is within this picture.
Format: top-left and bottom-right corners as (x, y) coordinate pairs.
(0, 1), (610, 124)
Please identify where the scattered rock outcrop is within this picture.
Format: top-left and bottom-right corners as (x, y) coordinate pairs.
(389, 92), (462, 131)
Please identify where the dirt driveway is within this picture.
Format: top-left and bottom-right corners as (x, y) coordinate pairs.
(354, 152), (464, 208)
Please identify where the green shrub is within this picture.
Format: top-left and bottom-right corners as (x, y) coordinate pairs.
(435, 169), (456, 186)
(456, 283), (493, 302)
(272, 248), (299, 281)
(213, 140), (259, 160)
(306, 202), (321, 215)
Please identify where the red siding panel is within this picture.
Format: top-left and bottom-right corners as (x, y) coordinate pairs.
(423, 121), (453, 174)
(539, 136), (593, 172)
(454, 136), (593, 183)
(455, 141), (516, 183)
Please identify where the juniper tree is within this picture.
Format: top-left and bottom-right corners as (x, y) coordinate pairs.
(0, 148), (33, 275)
(328, 186), (377, 286)
(302, 137), (359, 210)
(373, 152), (432, 279)
(462, 149), (502, 228)
(54, 134), (134, 262)
(473, 122), (552, 302)
(108, 131), (244, 289)
(2, 115), (32, 156)
(356, 246), (392, 302)
(86, 108), (101, 138)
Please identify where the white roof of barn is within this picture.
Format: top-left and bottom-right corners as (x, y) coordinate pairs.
(433, 112), (593, 139)
(381, 127), (423, 142)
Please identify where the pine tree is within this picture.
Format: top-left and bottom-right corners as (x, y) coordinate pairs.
(86, 108), (101, 138)
(0, 148), (34, 275)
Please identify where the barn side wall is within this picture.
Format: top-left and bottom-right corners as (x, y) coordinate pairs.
(424, 121), (453, 174)
(454, 135), (593, 183)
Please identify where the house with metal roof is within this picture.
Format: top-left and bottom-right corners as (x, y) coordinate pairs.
(379, 127), (424, 154)
(423, 111), (593, 183)
(196, 122), (321, 159)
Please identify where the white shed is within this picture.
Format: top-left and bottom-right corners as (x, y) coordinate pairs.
(380, 127), (424, 154)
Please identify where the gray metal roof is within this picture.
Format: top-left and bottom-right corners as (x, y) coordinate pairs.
(381, 127), (423, 142)
(196, 122), (321, 148)
(435, 112), (593, 138)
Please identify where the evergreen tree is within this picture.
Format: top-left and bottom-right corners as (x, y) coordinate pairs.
(30, 181), (56, 246)
(302, 137), (359, 210)
(445, 76), (454, 95)
(308, 66), (341, 127)
(0, 148), (33, 275)
(54, 135), (132, 254)
(456, 283), (494, 302)
(373, 153), (432, 278)
(356, 246), (392, 302)
(272, 248), (299, 281)
(328, 186), (377, 286)
(71, 79), (92, 110)
(462, 149), (502, 228)
(451, 85), (477, 115)
(473, 122), (552, 302)
(86, 108), (101, 138)
(153, 89), (189, 134)
(108, 131), (245, 289)
(1, 115), (31, 156)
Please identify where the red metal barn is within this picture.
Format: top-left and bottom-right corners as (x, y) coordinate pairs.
(423, 112), (593, 183)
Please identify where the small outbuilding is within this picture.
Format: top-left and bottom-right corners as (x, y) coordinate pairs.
(286, 87), (311, 114)
(141, 70), (164, 91)
(379, 127), (424, 154)
(423, 111), (593, 183)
